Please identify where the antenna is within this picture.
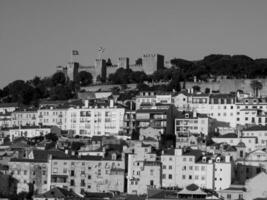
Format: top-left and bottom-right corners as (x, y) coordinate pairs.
(97, 47), (105, 60)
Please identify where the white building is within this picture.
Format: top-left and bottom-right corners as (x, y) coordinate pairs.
(212, 133), (258, 153)
(175, 111), (211, 136)
(161, 148), (233, 191)
(66, 100), (125, 137)
(38, 106), (69, 130)
(127, 142), (161, 194)
(8, 126), (51, 141)
(12, 108), (38, 127)
(136, 91), (173, 109)
(209, 94), (236, 127)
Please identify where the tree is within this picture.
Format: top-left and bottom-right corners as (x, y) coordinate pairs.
(4, 80), (35, 105)
(250, 80), (263, 97)
(52, 72), (66, 86)
(49, 85), (73, 100)
(192, 85), (201, 93)
(78, 71), (93, 86)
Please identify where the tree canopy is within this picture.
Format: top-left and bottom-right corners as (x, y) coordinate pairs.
(78, 71), (93, 86)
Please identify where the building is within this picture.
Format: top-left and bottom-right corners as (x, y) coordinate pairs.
(49, 152), (125, 194)
(160, 148), (233, 191)
(212, 133), (258, 153)
(175, 111), (211, 136)
(8, 150), (62, 194)
(136, 91), (173, 110)
(11, 108), (38, 127)
(66, 100), (125, 137)
(38, 105), (69, 130)
(243, 171), (267, 200)
(136, 104), (178, 136)
(242, 125), (267, 148)
(33, 187), (82, 200)
(8, 126), (51, 141)
(0, 103), (18, 114)
(127, 142), (161, 195)
(218, 184), (246, 200)
(209, 94), (236, 127)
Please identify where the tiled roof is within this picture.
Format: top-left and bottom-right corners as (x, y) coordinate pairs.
(216, 133), (238, 138)
(34, 187), (81, 199)
(0, 103), (18, 108)
(243, 125), (267, 131)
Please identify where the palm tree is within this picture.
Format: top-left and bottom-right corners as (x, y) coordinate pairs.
(250, 80), (263, 97)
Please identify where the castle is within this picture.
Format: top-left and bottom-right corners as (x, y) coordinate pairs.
(57, 54), (164, 83)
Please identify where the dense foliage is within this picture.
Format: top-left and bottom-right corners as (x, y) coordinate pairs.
(171, 54), (267, 81)
(1, 54), (267, 105)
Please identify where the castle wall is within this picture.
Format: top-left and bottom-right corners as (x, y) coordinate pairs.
(185, 79), (267, 96)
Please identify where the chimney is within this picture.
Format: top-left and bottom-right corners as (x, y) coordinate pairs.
(193, 111), (197, 118)
(109, 99), (114, 108)
(84, 100), (89, 108)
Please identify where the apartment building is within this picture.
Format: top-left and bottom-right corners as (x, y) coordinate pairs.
(175, 111), (211, 136)
(212, 133), (258, 153)
(12, 108), (38, 127)
(8, 126), (51, 141)
(161, 148), (233, 191)
(127, 142), (161, 194)
(136, 104), (178, 135)
(242, 125), (267, 148)
(0, 112), (12, 128)
(209, 94), (236, 127)
(136, 91), (173, 109)
(38, 105), (69, 130)
(236, 97), (267, 126)
(66, 100), (125, 137)
(0, 103), (18, 114)
(187, 93), (210, 115)
(49, 152), (125, 194)
(8, 150), (57, 194)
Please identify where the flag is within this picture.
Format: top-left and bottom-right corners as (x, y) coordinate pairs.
(72, 50), (79, 56)
(98, 47), (105, 53)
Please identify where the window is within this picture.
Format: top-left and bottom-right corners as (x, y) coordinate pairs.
(182, 175), (186, 179)
(163, 165), (166, 169)
(70, 170), (75, 176)
(227, 194), (231, 199)
(63, 168), (67, 173)
(201, 166), (205, 171)
(70, 179), (75, 186)
(150, 180), (154, 186)
(189, 166), (193, 170)
(195, 175), (199, 180)
(53, 168), (58, 173)
(150, 169), (154, 176)
(189, 175), (192, 180)
(80, 179), (85, 187)
(183, 158), (186, 161)
(169, 174), (172, 179)
(195, 166), (199, 171)
(162, 174), (166, 179)
(169, 166), (172, 170)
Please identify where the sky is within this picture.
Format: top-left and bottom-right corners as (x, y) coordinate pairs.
(1, 0), (267, 88)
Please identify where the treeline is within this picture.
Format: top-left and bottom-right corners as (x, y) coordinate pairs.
(2, 54), (267, 105)
(108, 67), (183, 92)
(0, 70), (93, 105)
(170, 54), (267, 81)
